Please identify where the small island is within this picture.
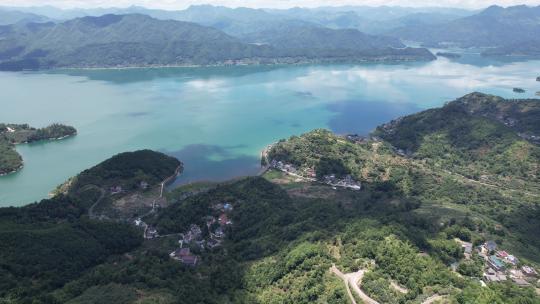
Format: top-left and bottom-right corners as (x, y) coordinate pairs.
(436, 52), (462, 59)
(513, 87), (526, 93)
(536, 76), (540, 82)
(0, 123), (77, 175)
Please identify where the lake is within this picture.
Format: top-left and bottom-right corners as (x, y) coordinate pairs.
(1, 52), (540, 206)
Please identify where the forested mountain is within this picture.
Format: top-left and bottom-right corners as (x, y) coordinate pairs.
(0, 14), (263, 70)
(0, 13), (434, 71)
(0, 8), (50, 25)
(265, 6), (473, 34)
(388, 5), (540, 56)
(0, 4), (474, 35)
(241, 24), (404, 50)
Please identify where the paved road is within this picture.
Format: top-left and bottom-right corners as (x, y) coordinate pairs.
(330, 265), (357, 304)
(79, 184), (105, 219)
(331, 264), (380, 304)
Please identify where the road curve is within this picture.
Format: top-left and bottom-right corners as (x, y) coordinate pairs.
(331, 264), (380, 304)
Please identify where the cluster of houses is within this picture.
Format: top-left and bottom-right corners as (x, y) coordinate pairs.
(269, 159), (361, 190)
(270, 160), (315, 179)
(459, 239), (539, 286)
(345, 134), (369, 144)
(170, 247), (198, 266)
(168, 202), (234, 267)
(518, 132), (540, 144)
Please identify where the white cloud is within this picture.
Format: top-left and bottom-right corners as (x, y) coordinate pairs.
(0, 0), (539, 9)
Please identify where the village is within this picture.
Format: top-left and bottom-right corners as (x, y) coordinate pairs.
(135, 201), (234, 267)
(269, 159), (362, 191)
(455, 239), (538, 287)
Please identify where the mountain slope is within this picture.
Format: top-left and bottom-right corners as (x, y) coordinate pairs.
(241, 24), (403, 50)
(0, 8), (50, 25)
(374, 92), (540, 189)
(0, 14), (266, 69)
(388, 5), (540, 55)
(0, 14), (435, 70)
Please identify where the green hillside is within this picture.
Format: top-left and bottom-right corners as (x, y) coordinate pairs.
(373, 93), (540, 189)
(0, 14), (435, 71)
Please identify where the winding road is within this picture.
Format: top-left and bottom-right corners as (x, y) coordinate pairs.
(331, 264), (379, 304)
(78, 184), (105, 219)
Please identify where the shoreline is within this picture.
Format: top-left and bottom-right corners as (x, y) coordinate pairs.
(0, 164), (24, 177)
(24, 56), (436, 72)
(0, 133), (77, 177)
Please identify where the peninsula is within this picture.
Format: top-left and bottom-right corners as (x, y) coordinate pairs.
(0, 123), (77, 175)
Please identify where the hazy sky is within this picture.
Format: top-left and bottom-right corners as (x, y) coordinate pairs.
(0, 0), (538, 9)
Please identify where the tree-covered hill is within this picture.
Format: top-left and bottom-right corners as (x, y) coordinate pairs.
(0, 13), (435, 71)
(67, 149), (182, 195)
(373, 93), (540, 188)
(0, 8), (50, 25)
(388, 5), (540, 56)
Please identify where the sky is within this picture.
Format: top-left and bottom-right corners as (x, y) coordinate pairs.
(0, 0), (539, 10)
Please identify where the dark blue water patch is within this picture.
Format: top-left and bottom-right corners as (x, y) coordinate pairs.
(164, 144), (261, 187)
(294, 91), (315, 98)
(127, 111), (150, 117)
(327, 99), (421, 135)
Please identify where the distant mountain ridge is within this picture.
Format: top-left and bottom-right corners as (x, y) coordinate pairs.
(0, 8), (51, 25)
(0, 4), (474, 35)
(241, 24), (404, 50)
(388, 5), (540, 56)
(0, 13), (435, 71)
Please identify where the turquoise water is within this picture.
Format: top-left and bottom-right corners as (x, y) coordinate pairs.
(1, 54), (540, 206)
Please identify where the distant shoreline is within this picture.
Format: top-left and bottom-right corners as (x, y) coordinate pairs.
(30, 56), (435, 72)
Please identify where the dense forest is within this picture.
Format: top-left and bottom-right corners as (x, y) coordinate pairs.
(0, 123), (76, 175)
